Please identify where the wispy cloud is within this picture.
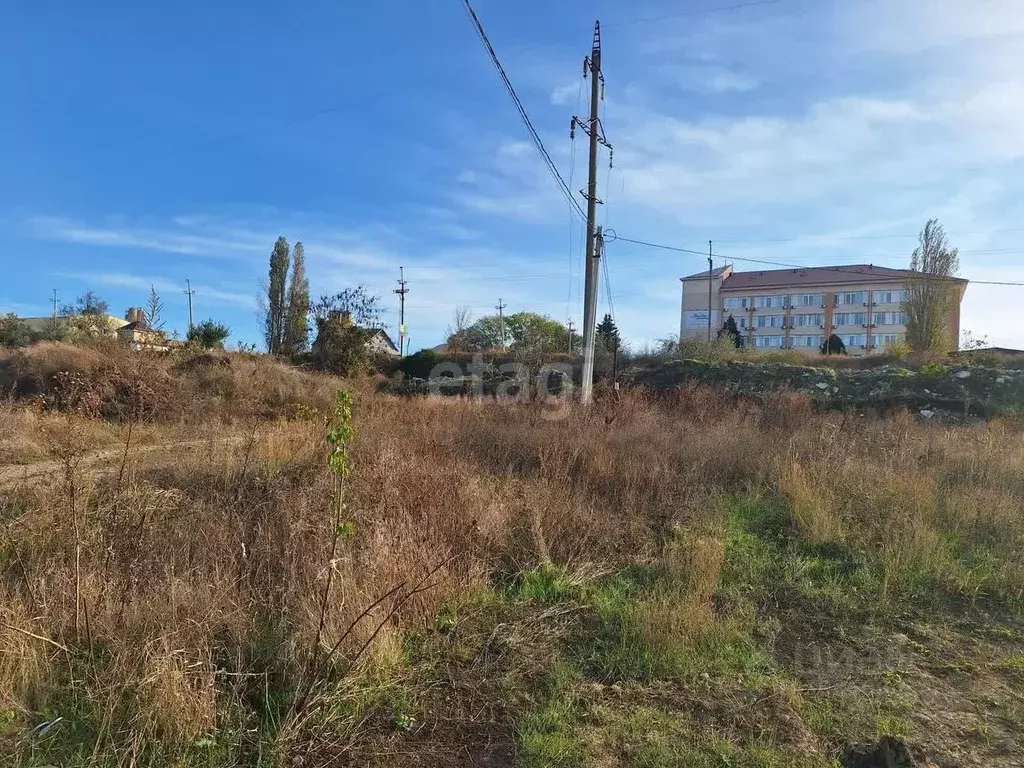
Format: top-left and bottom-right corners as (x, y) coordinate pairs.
(57, 271), (259, 309)
(30, 216), (267, 257)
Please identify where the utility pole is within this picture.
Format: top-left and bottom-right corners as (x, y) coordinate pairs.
(496, 298), (507, 350)
(707, 240), (714, 343)
(567, 319), (576, 353)
(183, 279), (195, 331)
(51, 289), (58, 319)
(394, 266), (409, 357)
(572, 21), (612, 405)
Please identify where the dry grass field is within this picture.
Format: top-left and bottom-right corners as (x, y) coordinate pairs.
(1, 343), (1023, 766)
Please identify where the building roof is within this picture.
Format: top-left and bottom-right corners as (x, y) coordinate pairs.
(367, 328), (399, 352)
(681, 265), (731, 281)
(719, 263), (968, 291)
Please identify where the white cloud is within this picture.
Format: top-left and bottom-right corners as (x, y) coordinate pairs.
(959, 266), (1024, 349)
(57, 272), (258, 309)
(550, 82), (581, 105)
(660, 65), (760, 94)
(30, 216), (266, 257)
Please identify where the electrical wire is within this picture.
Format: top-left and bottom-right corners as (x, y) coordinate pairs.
(604, 0), (785, 26)
(461, 0), (586, 221)
(711, 227), (1024, 244)
(566, 75), (584, 322)
(605, 233), (1024, 287)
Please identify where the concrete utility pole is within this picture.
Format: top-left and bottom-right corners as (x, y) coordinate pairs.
(567, 319), (576, 353)
(183, 279), (195, 331)
(573, 21), (612, 405)
(496, 297), (507, 350)
(394, 266), (409, 357)
(707, 240), (714, 343)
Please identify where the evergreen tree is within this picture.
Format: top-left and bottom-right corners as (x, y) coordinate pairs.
(283, 241), (310, 356)
(146, 285), (165, 331)
(820, 334), (847, 355)
(596, 313), (621, 353)
(188, 319), (231, 349)
(265, 236), (290, 354)
(717, 315), (744, 348)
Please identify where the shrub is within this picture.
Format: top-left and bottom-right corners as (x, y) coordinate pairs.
(399, 349), (442, 379)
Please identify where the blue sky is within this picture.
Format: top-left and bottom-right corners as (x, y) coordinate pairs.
(3, 0), (1023, 349)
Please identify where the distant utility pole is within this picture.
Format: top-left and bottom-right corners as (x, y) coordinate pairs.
(183, 279), (195, 331)
(394, 266), (409, 357)
(51, 289), (58, 319)
(496, 297), (507, 350)
(573, 21), (612, 405)
(567, 319), (576, 353)
(707, 240), (714, 343)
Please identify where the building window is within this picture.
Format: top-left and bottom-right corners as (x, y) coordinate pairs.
(851, 312), (867, 325)
(724, 296), (750, 310)
(874, 311), (909, 325)
(793, 293), (825, 307)
(871, 334), (901, 347)
(791, 335), (822, 348)
(755, 335), (785, 348)
(838, 291), (867, 305)
(842, 334), (867, 348)
(756, 314), (787, 328)
(875, 289), (908, 304)
(754, 295), (788, 309)
(793, 313), (824, 327)
(834, 312), (851, 326)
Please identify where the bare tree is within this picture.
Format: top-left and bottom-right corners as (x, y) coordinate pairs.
(445, 305), (476, 353)
(903, 219), (960, 353)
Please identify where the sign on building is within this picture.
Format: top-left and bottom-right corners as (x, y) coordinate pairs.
(682, 310), (720, 330)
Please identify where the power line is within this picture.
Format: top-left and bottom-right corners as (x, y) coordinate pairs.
(605, 0), (785, 26)
(461, 0), (586, 221)
(711, 227), (1024, 244)
(605, 232), (1024, 287)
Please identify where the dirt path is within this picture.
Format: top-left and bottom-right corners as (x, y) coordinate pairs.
(0, 438), (243, 488)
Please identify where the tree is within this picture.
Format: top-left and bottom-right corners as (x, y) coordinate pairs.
(445, 305), (474, 353)
(61, 291), (108, 316)
(187, 319), (231, 349)
(265, 236), (291, 354)
(447, 315), (504, 350)
(310, 287), (384, 374)
(312, 286), (384, 328)
(146, 285), (165, 331)
(904, 219), (960, 353)
(717, 315), (744, 348)
(446, 311), (575, 354)
(282, 240), (310, 357)
(820, 334), (847, 355)
(505, 312), (573, 353)
(960, 329), (988, 351)
(596, 313), (621, 353)
(0, 313), (33, 347)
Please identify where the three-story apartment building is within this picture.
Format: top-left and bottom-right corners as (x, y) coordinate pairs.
(679, 264), (968, 355)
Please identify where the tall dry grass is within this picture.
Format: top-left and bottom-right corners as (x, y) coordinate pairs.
(1, 369), (1023, 762)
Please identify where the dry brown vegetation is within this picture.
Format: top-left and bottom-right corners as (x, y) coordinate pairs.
(0, 345), (1023, 766)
